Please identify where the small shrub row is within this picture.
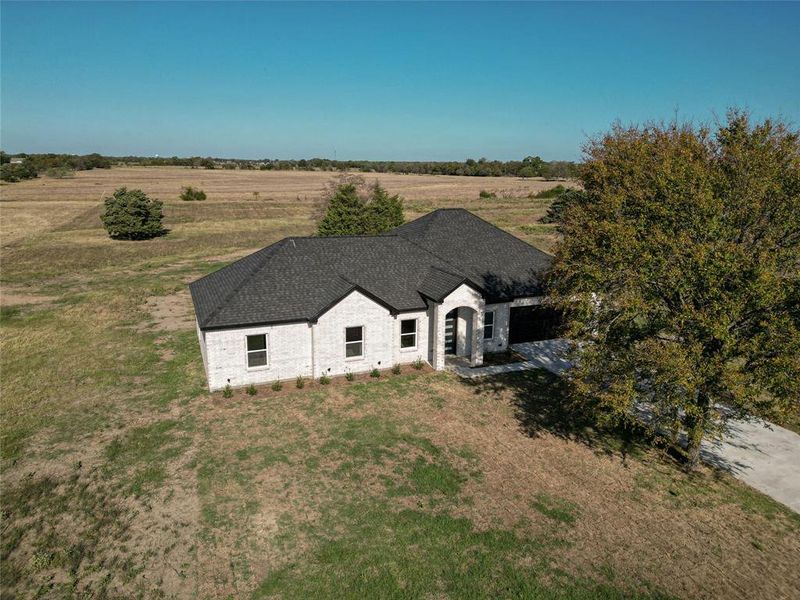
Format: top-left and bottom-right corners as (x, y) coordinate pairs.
(220, 360), (425, 398)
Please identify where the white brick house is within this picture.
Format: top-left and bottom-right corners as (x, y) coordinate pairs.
(190, 209), (558, 391)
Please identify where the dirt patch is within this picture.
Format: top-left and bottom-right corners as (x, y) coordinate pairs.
(141, 290), (195, 331)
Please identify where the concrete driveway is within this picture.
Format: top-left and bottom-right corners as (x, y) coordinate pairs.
(700, 417), (800, 513)
(507, 341), (800, 514)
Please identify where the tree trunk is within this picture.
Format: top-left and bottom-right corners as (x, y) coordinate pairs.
(684, 392), (710, 471)
(685, 417), (704, 470)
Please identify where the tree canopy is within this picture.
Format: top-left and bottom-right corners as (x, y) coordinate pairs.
(317, 178), (404, 236)
(548, 111), (800, 468)
(100, 187), (166, 240)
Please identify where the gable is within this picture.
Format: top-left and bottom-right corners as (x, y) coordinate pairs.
(312, 287), (395, 323)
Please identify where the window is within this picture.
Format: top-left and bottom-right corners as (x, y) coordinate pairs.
(484, 311), (495, 340)
(246, 334), (268, 368)
(400, 318), (417, 349)
(345, 326), (364, 358)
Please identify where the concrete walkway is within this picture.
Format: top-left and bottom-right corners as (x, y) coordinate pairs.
(452, 339), (800, 513)
(449, 339), (572, 378)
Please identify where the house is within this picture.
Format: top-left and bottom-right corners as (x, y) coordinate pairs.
(189, 208), (557, 391)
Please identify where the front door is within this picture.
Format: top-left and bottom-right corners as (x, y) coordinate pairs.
(444, 309), (458, 354)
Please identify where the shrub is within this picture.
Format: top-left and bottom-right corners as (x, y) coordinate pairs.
(319, 374), (331, 385)
(1, 161), (38, 182)
(391, 364), (401, 375)
(180, 186), (207, 201)
(100, 187), (165, 240)
(345, 371), (355, 382)
(478, 190), (496, 199)
(413, 358), (424, 370)
(45, 167), (75, 179)
(222, 385), (233, 398)
(271, 380), (283, 392)
(533, 184), (568, 199)
(246, 384), (257, 396)
(295, 376), (305, 389)
(370, 368), (381, 378)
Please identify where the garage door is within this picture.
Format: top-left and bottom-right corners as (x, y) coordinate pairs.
(509, 306), (562, 344)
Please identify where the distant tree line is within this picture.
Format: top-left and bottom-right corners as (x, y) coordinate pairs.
(110, 154), (579, 178)
(2, 151), (577, 178)
(1, 151), (111, 182)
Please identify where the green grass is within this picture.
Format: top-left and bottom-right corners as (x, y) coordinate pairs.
(252, 501), (667, 600)
(105, 418), (194, 495)
(0, 305), (21, 323)
(387, 456), (466, 496)
(531, 493), (581, 525)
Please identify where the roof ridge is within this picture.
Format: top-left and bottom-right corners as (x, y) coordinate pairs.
(392, 232), (473, 284)
(457, 210), (556, 258)
(390, 208), (443, 239)
(287, 233), (401, 241)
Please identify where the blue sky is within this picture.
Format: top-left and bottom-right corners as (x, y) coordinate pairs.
(1, 2), (798, 161)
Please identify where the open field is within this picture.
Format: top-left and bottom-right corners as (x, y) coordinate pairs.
(1, 167), (799, 598)
(0, 166), (565, 249)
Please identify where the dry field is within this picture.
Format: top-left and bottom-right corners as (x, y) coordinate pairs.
(1, 167), (798, 599)
(0, 166), (564, 248)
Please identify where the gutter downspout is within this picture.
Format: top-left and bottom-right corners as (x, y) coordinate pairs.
(310, 321), (316, 379)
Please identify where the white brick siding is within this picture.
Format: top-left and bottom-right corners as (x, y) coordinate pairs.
(203, 321), (312, 390)
(483, 302), (510, 354)
(196, 320), (208, 374)
(196, 287), (537, 391)
(432, 283), (485, 370)
(312, 290), (394, 378)
(392, 310), (429, 367)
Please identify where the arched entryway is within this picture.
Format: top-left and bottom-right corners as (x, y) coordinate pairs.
(430, 283), (485, 370)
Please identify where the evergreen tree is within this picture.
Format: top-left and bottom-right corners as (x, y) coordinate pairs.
(317, 183), (367, 236)
(365, 183), (404, 234)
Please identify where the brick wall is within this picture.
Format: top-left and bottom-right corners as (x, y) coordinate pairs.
(483, 302), (510, 354)
(203, 321), (312, 391)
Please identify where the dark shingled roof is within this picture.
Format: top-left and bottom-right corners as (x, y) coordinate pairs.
(190, 208), (552, 330)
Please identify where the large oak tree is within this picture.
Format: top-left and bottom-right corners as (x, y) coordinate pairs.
(548, 111), (800, 468)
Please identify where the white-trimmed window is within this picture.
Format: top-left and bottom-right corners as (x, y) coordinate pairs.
(484, 311), (495, 340)
(246, 334), (268, 368)
(345, 326), (364, 358)
(400, 318), (417, 349)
